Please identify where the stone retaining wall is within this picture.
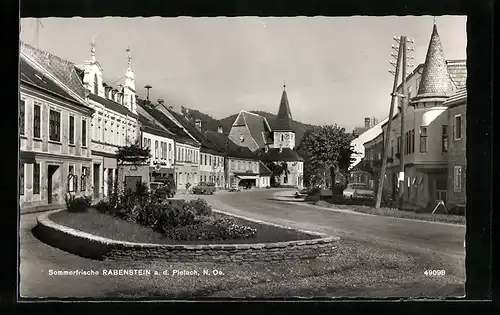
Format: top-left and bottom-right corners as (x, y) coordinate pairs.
(34, 209), (340, 263)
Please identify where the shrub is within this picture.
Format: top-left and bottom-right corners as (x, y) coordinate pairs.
(308, 187), (321, 196)
(189, 198), (212, 216)
(158, 200), (197, 230)
(65, 194), (91, 213)
(94, 200), (111, 213)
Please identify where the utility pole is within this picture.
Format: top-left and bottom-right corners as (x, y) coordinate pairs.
(35, 19), (44, 48)
(375, 36), (404, 209)
(398, 36), (408, 210)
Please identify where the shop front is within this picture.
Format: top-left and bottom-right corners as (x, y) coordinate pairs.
(235, 173), (259, 189)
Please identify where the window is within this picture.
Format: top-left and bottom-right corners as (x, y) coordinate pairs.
(454, 166), (462, 192)
(69, 115), (75, 145)
(161, 142), (164, 159)
(209, 156), (212, 166)
(404, 132), (409, 154)
(397, 136), (401, 154)
(411, 129), (415, 153)
(33, 162), (40, 194)
(20, 99), (25, 135)
(81, 166), (88, 191)
(155, 141), (159, 159)
(420, 126), (428, 153)
(49, 110), (61, 142)
(104, 120), (108, 143)
(93, 74), (98, 95)
(204, 155), (207, 166)
(169, 143), (172, 160)
(391, 139), (394, 157)
(20, 162), (24, 195)
(454, 115), (462, 140)
(82, 119), (87, 147)
(33, 103), (41, 138)
(442, 125), (448, 152)
(68, 165), (77, 192)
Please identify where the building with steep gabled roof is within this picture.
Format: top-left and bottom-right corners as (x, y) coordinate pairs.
(167, 112), (226, 188)
(204, 130), (266, 188)
(379, 20), (466, 211)
(19, 46), (95, 210)
(135, 99), (176, 184)
(137, 101), (201, 190)
(228, 110), (273, 152)
(228, 85), (304, 188)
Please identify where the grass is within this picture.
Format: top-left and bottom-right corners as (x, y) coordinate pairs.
(48, 208), (317, 245)
(313, 199), (466, 225)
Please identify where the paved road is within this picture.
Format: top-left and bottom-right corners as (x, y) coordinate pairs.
(198, 189), (466, 275)
(19, 188), (465, 298)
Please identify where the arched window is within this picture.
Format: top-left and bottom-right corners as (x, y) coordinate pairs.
(93, 74), (98, 95)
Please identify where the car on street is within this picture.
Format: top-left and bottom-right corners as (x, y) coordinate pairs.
(228, 183), (241, 192)
(150, 181), (176, 199)
(192, 182), (217, 195)
(343, 183), (375, 200)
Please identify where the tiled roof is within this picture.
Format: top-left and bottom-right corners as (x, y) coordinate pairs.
(138, 102), (199, 146)
(258, 161), (273, 176)
(234, 111), (273, 149)
(204, 131), (257, 159)
(20, 41), (87, 101)
(168, 110), (224, 156)
(274, 88), (294, 131)
(416, 24), (455, 98)
(88, 93), (138, 118)
(258, 147), (304, 162)
(446, 60), (467, 89)
(20, 56), (88, 109)
(443, 86), (467, 107)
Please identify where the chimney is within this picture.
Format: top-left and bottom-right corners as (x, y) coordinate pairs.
(158, 99), (164, 106)
(217, 126), (223, 133)
(195, 119), (202, 131)
(364, 117), (371, 128)
(168, 105), (173, 110)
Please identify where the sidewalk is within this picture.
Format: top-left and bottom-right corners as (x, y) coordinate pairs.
(20, 204), (66, 215)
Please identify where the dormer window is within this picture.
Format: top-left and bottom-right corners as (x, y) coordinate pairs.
(93, 74), (98, 95)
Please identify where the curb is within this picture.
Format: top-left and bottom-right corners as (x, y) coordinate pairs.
(20, 207), (66, 215)
(272, 192), (466, 227)
(34, 209), (340, 262)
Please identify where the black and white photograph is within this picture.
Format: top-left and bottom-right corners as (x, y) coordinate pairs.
(18, 14), (472, 299)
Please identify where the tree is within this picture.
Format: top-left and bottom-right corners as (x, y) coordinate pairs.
(297, 125), (355, 195)
(264, 161), (289, 187)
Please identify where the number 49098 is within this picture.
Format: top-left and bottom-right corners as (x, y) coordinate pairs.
(424, 270), (446, 276)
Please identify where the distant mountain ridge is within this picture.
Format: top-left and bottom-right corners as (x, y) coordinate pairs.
(180, 107), (316, 145)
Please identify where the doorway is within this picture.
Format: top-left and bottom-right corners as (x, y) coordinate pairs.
(47, 165), (60, 204)
(93, 164), (100, 198)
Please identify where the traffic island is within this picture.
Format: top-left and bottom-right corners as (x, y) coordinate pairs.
(34, 209), (340, 262)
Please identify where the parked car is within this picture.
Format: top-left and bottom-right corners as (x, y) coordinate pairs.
(150, 181), (176, 199)
(192, 182), (217, 195)
(228, 183), (241, 192)
(343, 183), (375, 200)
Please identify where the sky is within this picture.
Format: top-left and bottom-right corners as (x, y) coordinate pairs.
(20, 16), (466, 131)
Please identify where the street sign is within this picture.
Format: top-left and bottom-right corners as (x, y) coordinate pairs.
(398, 172), (405, 181)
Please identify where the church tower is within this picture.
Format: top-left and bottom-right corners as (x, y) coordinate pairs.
(122, 47), (137, 114)
(273, 83), (296, 149)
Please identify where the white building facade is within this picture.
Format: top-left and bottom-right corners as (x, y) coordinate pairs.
(79, 44), (140, 199)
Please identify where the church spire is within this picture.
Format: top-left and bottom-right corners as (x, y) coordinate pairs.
(90, 39), (96, 63)
(415, 20), (454, 100)
(274, 83), (293, 131)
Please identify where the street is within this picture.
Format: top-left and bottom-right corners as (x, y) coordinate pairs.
(19, 188), (465, 298)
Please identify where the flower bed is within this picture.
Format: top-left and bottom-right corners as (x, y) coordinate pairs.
(64, 182), (316, 243)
